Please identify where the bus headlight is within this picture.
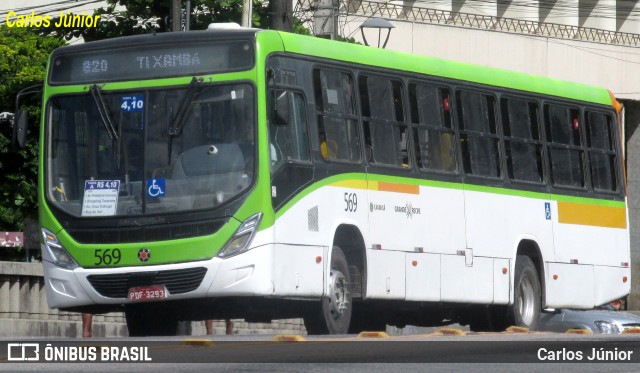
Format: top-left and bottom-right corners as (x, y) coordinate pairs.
(217, 213), (262, 259)
(41, 228), (78, 270)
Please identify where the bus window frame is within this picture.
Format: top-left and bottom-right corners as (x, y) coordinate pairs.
(268, 86), (314, 174)
(455, 86), (504, 182)
(312, 66), (363, 165)
(407, 80), (459, 176)
(499, 94), (546, 187)
(584, 108), (621, 196)
(358, 72), (411, 171)
(543, 100), (589, 192)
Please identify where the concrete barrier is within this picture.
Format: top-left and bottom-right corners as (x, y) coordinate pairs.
(0, 261), (306, 338)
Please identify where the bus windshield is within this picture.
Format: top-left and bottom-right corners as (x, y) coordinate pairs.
(46, 83), (255, 218)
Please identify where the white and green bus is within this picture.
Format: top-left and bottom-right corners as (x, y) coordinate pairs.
(22, 27), (629, 335)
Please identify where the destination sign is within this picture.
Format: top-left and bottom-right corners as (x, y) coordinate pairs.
(49, 40), (253, 84)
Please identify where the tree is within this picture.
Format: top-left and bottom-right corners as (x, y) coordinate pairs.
(45, 0), (273, 42)
(0, 26), (65, 234)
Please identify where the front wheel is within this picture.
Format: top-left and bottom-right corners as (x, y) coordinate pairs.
(304, 246), (352, 335)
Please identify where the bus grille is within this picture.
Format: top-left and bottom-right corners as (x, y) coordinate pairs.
(87, 267), (208, 298)
(67, 219), (227, 244)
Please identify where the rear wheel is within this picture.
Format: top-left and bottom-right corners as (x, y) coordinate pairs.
(304, 246), (352, 335)
(503, 255), (541, 330)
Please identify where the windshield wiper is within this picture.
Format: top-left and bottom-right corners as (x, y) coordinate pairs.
(90, 84), (119, 141)
(167, 77), (204, 166)
(168, 77), (204, 136)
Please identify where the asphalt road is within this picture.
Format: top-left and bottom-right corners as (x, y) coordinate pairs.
(2, 331), (640, 372)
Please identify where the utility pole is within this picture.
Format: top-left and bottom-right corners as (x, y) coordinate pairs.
(171, 0), (181, 31)
(185, 0), (191, 31)
(313, 0), (338, 39)
(242, 0), (252, 27)
(269, 0), (292, 32)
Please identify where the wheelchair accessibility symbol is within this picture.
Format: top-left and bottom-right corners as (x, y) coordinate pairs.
(146, 178), (166, 198)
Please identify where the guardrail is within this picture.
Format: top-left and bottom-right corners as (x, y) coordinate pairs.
(294, 0), (640, 47)
(0, 261), (125, 325)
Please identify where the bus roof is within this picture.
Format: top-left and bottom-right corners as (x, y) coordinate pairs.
(47, 28), (614, 107)
(267, 30), (614, 107)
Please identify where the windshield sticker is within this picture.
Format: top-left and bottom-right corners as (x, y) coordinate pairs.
(121, 95), (144, 113)
(147, 178), (166, 198)
(81, 180), (120, 216)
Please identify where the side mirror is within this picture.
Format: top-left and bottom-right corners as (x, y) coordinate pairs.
(272, 90), (290, 126)
(12, 109), (28, 149)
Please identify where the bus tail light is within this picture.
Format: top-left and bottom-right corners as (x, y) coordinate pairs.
(41, 228), (78, 270)
(217, 213), (262, 259)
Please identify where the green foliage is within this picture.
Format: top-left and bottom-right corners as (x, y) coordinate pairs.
(0, 26), (65, 231)
(43, 0), (273, 41)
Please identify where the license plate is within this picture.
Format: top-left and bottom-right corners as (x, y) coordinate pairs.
(127, 285), (167, 301)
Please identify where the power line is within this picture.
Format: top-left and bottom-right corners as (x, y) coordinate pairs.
(0, 0), (107, 18)
(0, 0), (80, 14)
(396, 0), (640, 21)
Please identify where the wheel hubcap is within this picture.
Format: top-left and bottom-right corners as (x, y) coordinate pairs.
(518, 274), (535, 326)
(328, 269), (349, 320)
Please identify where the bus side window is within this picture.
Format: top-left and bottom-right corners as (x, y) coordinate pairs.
(501, 98), (543, 184)
(409, 83), (456, 173)
(457, 90), (500, 178)
(545, 104), (584, 188)
(269, 90), (310, 173)
(360, 75), (408, 167)
(585, 111), (617, 192)
(313, 69), (361, 163)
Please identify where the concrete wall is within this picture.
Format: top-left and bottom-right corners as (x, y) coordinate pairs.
(0, 261), (306, 338)
(0, 261), (128, 338)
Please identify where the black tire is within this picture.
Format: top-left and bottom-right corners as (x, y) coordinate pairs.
(125, 303), (179, 337)
(303, 246), (352, 335)
(504, 255), (541, 330)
